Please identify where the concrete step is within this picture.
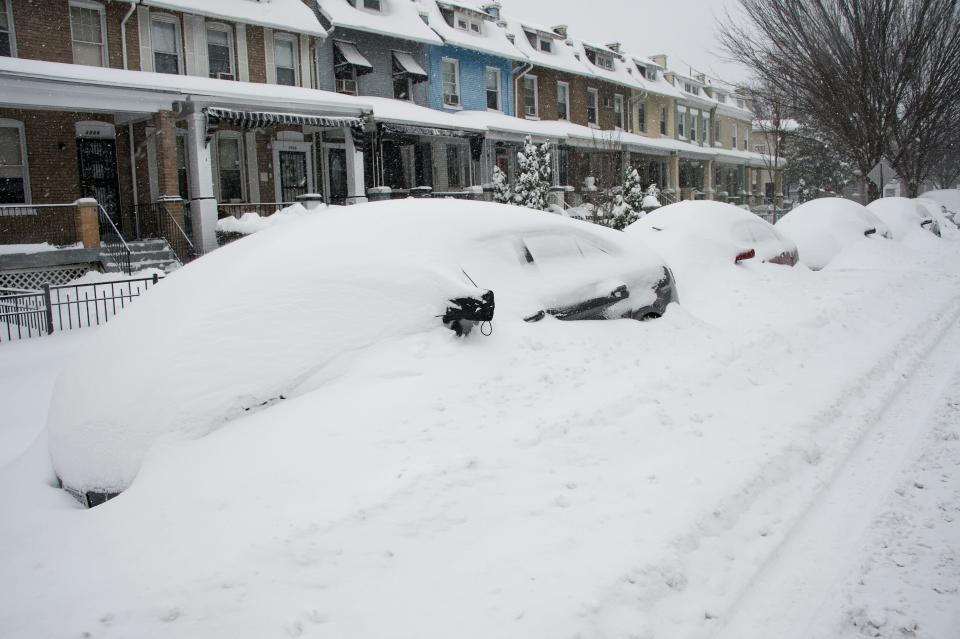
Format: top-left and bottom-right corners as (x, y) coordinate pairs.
(100, 238), (181, 274)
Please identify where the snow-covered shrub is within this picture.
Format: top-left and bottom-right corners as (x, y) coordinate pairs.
(642, 183), (662, 213)
(512, 137), (552, 211)
(609, 166), (645, 230)
(491, 165), (512, 204)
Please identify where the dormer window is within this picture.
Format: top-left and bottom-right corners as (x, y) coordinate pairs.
(737, 97), (746, 109)
(717, 93), (727, 104)
(453, 11), (482, 33)
(585, 48), (614, 71)
(364, 0), (382, 10)
(636, 64), (647, 79)
(684, 82), (701, 96)
(524, 30), (553, 53)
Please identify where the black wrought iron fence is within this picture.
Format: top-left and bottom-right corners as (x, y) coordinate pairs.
(0, 275), (161, 343)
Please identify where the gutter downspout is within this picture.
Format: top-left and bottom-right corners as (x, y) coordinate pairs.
(121, 1), (141, 236)
(512, 61), (533, 117)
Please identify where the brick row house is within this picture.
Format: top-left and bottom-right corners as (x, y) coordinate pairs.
(0, 0), (773, 278)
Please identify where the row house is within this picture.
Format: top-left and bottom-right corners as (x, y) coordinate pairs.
(0, 0), (368, 257)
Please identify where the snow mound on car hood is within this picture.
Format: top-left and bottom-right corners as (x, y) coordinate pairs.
(866, 197), (933, 240)
(775, 198), (877, 269)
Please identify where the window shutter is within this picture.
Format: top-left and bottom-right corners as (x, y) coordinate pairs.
(137, 6), (153, 72)
(236, 24), (249, 82)
(299, 34), (311, 88)
(263, 28), (276, 84)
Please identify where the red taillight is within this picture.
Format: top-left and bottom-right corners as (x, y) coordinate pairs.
(735, 248), (756, 263)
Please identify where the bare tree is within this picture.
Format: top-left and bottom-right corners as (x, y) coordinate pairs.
(930, 134), (960, 189)
(744, 80), (792, 205)
(718, 0), (952, 203)
(884, 1), (960, 196)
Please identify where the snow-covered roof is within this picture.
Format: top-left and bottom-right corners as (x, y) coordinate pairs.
(419, 0), (526, 61)
(314, 0), (442, 45)
(501, 18), (592, 77)
(622, 51), (683, 99)
(140, 0), (327, 37)
(364, 95), (486, 131)
(571, 40), (642, 91)
(0, 56), (370, 115)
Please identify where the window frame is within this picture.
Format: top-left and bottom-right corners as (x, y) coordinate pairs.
(0, 118), (31, 205)
(586, 87), (599, 126)
(69, 0), (108, 68)
(659, 104), (667, 135)
(0, 0), (16, 58)
(212, 132), (246, 203)
(205, 22), (235, 80)
(677, 105), (687, 138)
(523, 74), (539, 119)
(273, 33), (300, 87)
(362, 0), (382, 11)
(613, 93), (625, 130)
(485, 66), (502, 112)
(441, 57), (461, 108)
(453, 11), (482, 33)
(638, 100), (647, 133)
(556, 81), (570, 121)
(150, 13), (183, 75)
(732, 123), (738, 149)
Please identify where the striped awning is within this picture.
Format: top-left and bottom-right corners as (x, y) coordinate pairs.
(205, 107), (365, 130)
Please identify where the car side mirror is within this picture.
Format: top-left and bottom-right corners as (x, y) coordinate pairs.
(443, 290), (495, 337)
(864, 228), (877, 237)
(735, 248), (756, 263)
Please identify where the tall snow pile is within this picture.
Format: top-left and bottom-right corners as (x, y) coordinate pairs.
(215, 202), (317, 235)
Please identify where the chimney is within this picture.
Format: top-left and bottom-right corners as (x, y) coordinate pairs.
(481, 1), (501, 20)
(606, 42), (621, 53)
(651, 54), (667, 68)
(552, 24), (568, 38)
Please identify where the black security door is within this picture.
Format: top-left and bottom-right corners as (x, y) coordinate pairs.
(77, 138), (121, 225)
(279, 150), (308, 202)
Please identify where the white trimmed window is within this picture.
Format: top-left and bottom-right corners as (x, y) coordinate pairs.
(690, 109), (698, 142)
(151, 15), (182, 74)
(0, 0), (14, 57)
(557, 81), (570, 121)
(732, 123), (738, 149)
(702, 113), (710, 144)
(454, 11), (483, 33)
(274, 34), (298, 86)
(587, 87), (599, 125)
(614, 94), (625, 130)
(213, 133), (245, 203)
(206, 23), (235, 80)
(677, 105), (687, 138)
(637, 100), (647, 133)
(485, 67), (501, 111)
(523, 75), (538, 118)
(70, 1), (107, 67)
(442, 58), (460, 107)
(0, 119), (29, 204)
(659, 104), (667, 135)
(743, 127), (749, 150)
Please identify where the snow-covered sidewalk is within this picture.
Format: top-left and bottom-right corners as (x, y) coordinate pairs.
(1, 230), (959, 639)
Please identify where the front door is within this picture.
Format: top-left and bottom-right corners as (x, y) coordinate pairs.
(325, 146), (348, 205)
(77, 137), (121, 225)
(279, 151), (308, 203)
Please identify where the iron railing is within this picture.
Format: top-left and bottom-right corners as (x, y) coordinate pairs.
(218, 202), (294, 219)
(0, 275), (162, 343)
(0, 203), (81, 247)
(133, 201), (197, 264)
(97, 204), (132, 275)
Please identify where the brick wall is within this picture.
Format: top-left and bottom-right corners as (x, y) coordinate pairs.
(10, 0), (138, 69)
(518, 66), (626, 131)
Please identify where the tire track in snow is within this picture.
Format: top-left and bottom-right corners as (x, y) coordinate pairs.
(707, 294), (960, 639)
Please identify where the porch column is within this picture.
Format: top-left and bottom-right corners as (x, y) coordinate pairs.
(668, 154), (680, 193)
(154, 111), (180, 199)
(184, 111), (219, 254)
(703, 159), (714, 200)
(344, 127), (367, 205)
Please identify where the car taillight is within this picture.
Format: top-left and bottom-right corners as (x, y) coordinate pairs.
(735, 248), (756, 263)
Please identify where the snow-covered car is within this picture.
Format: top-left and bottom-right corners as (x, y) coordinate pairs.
(916, 197), (957, 236)
(919, 189), (960, 223)
(775, 198), (883, 270)
(625, 200), (799, 269)
(866, 197), (939, 239)
(48, 199), (676, 506)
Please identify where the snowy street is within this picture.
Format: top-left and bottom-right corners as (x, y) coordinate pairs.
(1, 220), (958, 639)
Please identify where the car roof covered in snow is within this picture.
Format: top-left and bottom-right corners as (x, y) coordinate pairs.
(776, 198), (878, 269)
(866, 197), (934, 240)
(47, 200), (665, 495)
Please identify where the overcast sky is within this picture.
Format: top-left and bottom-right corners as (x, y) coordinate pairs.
(495, 0), (748, 85)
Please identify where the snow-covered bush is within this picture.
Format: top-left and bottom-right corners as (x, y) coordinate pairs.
(491, 165), (512, 204)
(609, 166), (645, 230)
(642, 183), (662, 213)
(512, 137), (552, 211)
